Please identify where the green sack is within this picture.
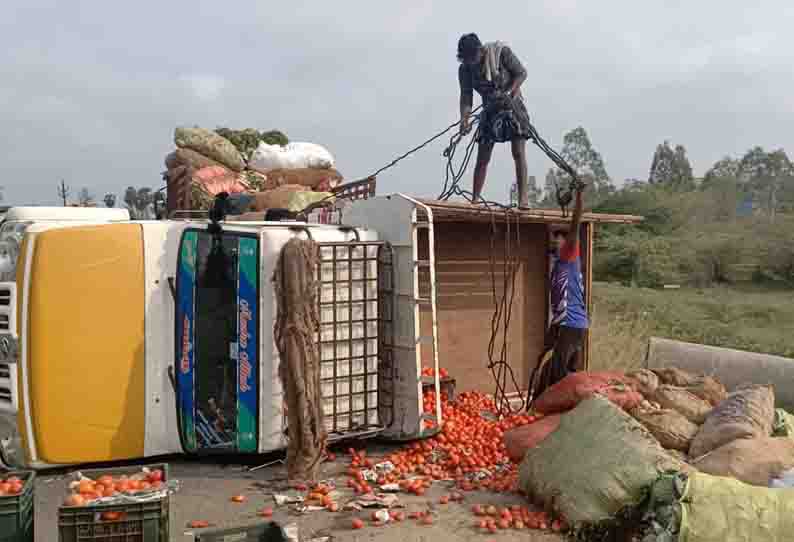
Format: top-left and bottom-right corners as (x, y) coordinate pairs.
(282, 191), (333, 213)
(519, 395), (686, 528)
(642, 471), (794, 542)
(773, 408), (794, 437)
(174, 127), (244, 171)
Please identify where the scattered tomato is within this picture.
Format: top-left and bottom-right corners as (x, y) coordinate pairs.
(230, 495), (246, 503)
(351, 518), (364, 530)
(188, 520), (210, 529)
(260, 507), (274, 517)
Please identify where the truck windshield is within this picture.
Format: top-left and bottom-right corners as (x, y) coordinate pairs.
(175, 230), (259, 453)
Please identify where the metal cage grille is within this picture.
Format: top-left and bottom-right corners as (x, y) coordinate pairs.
(316, 241), (393, 439)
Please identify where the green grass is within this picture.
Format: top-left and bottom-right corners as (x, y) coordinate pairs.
(589, 282), (794, 371)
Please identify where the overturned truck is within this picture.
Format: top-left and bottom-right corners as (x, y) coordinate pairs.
(0, 195), (639, 469)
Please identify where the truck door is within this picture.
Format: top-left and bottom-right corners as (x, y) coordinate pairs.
(175, 229), (259, 454)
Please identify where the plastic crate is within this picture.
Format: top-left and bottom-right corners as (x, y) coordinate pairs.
(58, 463), (170, 542)
(0, 470), (35, 542)
(195, 522), (288, 542)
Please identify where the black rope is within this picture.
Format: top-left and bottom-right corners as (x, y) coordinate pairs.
(293, 105), (585, 415)
(369, 106), (483, 179)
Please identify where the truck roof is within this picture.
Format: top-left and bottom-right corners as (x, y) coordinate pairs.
(3, 207), (131, 222)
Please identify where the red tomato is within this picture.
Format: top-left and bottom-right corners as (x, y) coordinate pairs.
(351, 518), (364, 530)
(78, 480), (95, 494)
(188, 520), (210, 529)
(64, 494), (85, 507)
(260, 507), (274, 517)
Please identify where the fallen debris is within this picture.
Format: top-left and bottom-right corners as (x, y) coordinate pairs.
(273, 493), (304, 506)
(345, 493), (400, 510)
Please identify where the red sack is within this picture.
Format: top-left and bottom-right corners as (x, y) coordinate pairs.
(534, 372), (641, 415)
(503, 415), (562, 462)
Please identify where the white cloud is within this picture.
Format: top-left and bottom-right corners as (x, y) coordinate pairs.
(0, 0), (793, 204)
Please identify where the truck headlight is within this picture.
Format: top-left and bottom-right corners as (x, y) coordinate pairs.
(0, 222), (30, 282)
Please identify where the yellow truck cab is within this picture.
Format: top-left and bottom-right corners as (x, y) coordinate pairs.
(0, 211), (408, 469)
(0, 207), (132, 466)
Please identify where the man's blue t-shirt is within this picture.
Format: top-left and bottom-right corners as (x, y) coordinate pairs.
(550, 241), (589, 329)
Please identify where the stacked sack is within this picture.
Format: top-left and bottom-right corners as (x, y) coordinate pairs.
(163, 127), (343, 215)
(507, 366), (794, 487)
(627, 367), (794, 489)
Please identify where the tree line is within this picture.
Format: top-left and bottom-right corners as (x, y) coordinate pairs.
(525, 126), (794, 222)
(55, 181), (164, 219)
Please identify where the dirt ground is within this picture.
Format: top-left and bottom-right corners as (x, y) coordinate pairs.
(32, 446), (565, 542)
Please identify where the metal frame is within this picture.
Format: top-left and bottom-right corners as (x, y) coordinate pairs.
(316, 240), (394, 441)
(395, 194), (442, 437)
(0, 283), (18, 414)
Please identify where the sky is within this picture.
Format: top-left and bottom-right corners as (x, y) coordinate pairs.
(1, 0), (793, 206)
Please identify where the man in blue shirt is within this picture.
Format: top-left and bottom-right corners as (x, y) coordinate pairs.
(533, 186), (589, 399)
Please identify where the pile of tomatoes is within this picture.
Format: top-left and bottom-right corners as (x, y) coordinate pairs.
(471, 504), (564, 533)
(63, 468), (165, 507)
(421, 366), (450, 378)
(344, 383), (541, 501)
(0, 475), (25, 497)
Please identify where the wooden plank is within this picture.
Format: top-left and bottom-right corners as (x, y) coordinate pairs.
(417, 221), (547, 393)
(418, 199), (643, 225)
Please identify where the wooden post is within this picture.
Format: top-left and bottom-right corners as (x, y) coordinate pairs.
(583, 221), (594, 370)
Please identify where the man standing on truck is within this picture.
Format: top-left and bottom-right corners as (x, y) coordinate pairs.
(457, 33), (532, 208)
(532, 184), (588, 399)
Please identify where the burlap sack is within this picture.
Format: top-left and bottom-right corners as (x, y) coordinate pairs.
(166, 165), (193, 213)
(166, 147), (225, 171)
(274, 239), (327, 481)
(265, 168), (343, 191)
(642, 471), (794, 542)
(519, 396), (687, 527)
(504, 415), (562, 462)
(630, 405), (699, 452)
(685, 376), (727, 406)
(653, 367), (699, 387)
(692, 437), (794, 487)
(174, 127), (244, 171)
(626, 369), (659, 397)
(249, 185), (310, 211)
(629, 407), (698, 452)
(690, 385), (775, 459)
(165, 151), (180, 170)
(652, 367), (727, 406)
(653, 385), (712, 424)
